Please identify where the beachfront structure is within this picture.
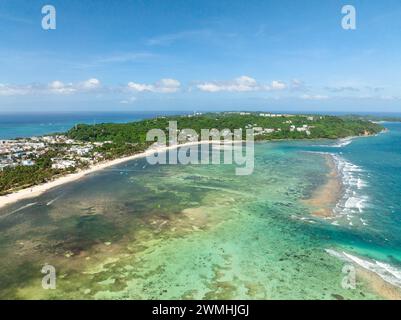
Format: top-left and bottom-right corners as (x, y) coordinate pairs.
(21, 160), (35, 166)
(51, 159), (76, 170)
(69, 145), (92, 156)
(0, 135), (105, 171)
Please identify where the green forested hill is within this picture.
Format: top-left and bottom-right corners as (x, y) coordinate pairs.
(0, 112), (384, 195)
(67, 112), (384, 143)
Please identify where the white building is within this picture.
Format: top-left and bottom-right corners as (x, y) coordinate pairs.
(21, 160), (35, 166)
(51, 159), (76, 170)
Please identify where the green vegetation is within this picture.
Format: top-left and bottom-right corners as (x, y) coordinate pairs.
(340, 114), (401, 123)
(67, 112), (384, 142)
(0, 152), (75, 196)
(92, 141), (149, 160)
(0, 112), (384, 195)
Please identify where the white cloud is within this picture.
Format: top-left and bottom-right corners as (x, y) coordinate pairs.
(48, 81), (76, 94)
(127, 78), (180, 93)
(270, 80), (287, 90)
(197, 76), (259, 92)
(300, 94), (329, 100)
(48, 78), (101, 94)
(127, 82), (153, 92)
(196, 83), (223, 92)
(197, 76), (287, 92)
(155, 78), (181, 93)
(81, 78), (101, 90)
(0, 83), (32, 96)
(0, 78), (102, 96)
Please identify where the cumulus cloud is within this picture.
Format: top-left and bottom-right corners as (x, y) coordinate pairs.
(127, 78), (180, 93)
(0, 79), (102, 96)
(48, 81), (76, 94)
(48, 78), (101, 94)
(81, 78), (101, 90)
(127, 82), (153, 92)
(196, 76), (287, 93)
(270, 80), (287, 90)
(156, 79), (181, 93)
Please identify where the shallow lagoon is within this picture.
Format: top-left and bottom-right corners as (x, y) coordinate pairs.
(1, 133), (401, 299)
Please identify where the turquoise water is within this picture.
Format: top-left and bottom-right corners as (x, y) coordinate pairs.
(304, 123), (401, 261)
(0, 122), (400, 299)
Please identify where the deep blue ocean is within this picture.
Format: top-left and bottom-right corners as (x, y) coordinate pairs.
(0, 111), (187, 139)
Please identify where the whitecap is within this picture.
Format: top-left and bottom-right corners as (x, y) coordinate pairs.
(312, 137), (354, 148)
(326, 249), (401, 288)
(331, 154), (370, 225)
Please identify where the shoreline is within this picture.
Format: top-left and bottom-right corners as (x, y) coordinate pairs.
(326, 249), (401, 300)
(302, 153), (343, 218)
(0, 133), (376, 211)
(0, 140), (217, 210)
(356, 267), (401, 300)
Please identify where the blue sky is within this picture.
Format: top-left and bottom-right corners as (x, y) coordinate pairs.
(0, 0), (401, 112)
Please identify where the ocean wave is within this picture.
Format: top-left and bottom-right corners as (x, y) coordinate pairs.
(331, 154), (369, 223)
(313, 137), (354, 148)
(325, 249), (401, 288)
(332, 137), (354, 148)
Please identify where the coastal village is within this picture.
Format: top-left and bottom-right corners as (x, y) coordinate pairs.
(0, 135), (105, 171)
(0, 112), (319, 171)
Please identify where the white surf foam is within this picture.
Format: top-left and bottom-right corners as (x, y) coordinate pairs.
(326, 249), (401, 288)
(332, 137), (354, 148)
(313, 137), (354, 148)
(331, 154), (369, 224)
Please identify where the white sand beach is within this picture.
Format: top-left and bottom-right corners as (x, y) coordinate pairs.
(0, 140), (218, 210)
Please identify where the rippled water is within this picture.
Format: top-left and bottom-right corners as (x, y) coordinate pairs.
(1, 123), (401, 299)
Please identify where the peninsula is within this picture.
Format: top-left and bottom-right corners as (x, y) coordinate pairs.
(0, 112), (383, 205)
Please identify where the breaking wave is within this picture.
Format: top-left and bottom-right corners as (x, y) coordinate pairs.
(313, 137), (354, 148)
(326, 249), (401, 288)
(331, 154), (369, 225)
